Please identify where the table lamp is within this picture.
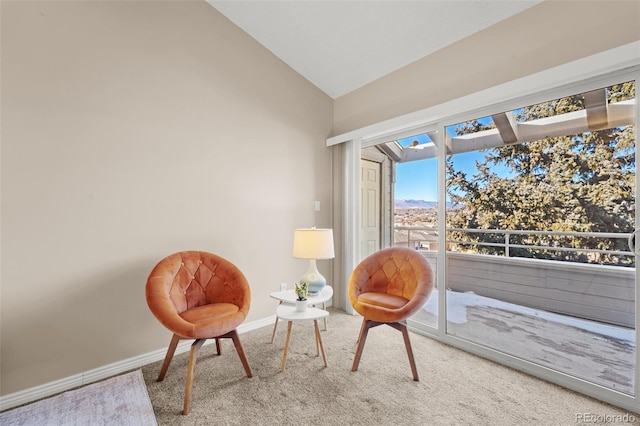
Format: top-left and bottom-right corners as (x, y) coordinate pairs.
(293, 227), (335, 294)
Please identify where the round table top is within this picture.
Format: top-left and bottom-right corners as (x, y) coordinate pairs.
(276, 304), (329, 321)
(270, 285), (333, 304)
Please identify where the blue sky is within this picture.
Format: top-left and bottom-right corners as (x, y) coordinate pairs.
(394, 134), (438, 201)
(395, 158), (439, 201)
(395, 129), (487, 201)
(394, 121), (511, 201)
(395, 150), (512, 201)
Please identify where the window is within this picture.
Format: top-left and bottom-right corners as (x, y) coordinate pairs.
(439, 81), (636, 396)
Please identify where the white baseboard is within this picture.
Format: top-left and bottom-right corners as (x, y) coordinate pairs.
(0, 315), (276, 412)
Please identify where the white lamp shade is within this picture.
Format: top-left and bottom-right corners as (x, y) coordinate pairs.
(293, 228), (335, 260)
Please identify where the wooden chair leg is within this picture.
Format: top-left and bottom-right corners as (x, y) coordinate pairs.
(158, 330), (252, 415)
(228, 329), (253, 378)
(352, 319), (372, 372)
(400, 324), (419, 381)
(389, 321), (420, 381)
(355, 316), (366, 348)
(183, 338), (206, 415)
(157, 334), (180, 382)
(352, 320), (419, 380)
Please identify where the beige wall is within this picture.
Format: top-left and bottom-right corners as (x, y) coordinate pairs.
(0, 1), (333, 395)
(333, 0), (640, 135)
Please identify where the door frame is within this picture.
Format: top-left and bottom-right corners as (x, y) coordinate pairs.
(361, 148), (391, 254)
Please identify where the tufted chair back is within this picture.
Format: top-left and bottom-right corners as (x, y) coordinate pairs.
(349, 247), (433, 323)
(145, 251), (253, 415)
(146, 251), (250, 340)
(348, 247), (434, 381)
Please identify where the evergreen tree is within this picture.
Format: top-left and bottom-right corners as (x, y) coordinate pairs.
(447, 82), (636, 265)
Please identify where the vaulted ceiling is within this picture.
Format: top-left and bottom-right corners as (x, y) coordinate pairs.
(206, 0), (542, 99)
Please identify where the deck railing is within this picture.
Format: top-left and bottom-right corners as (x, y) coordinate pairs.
(394, 225), (633, 262)
(394, 225), (635, 327)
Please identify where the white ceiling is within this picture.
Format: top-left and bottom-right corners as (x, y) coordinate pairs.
(207, 0), (542, 99)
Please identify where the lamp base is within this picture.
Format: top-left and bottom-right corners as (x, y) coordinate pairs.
(307, 281), (326, 295)
(300, 259), (326, 295)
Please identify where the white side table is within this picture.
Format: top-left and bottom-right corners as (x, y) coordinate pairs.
(276, 305), (329, 371)
(269, 286), (333, 343)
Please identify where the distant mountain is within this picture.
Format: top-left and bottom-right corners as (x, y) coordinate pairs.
(394, 199), (437, 209)
(394, 199), (459, 209)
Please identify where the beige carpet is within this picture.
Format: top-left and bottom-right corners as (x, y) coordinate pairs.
(0, 370), (157, 426)
(142, 308), (639, 425)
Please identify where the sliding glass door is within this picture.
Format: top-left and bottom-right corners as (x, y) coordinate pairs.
(443, 80), (636, 396)
(344, 62), (639, 411)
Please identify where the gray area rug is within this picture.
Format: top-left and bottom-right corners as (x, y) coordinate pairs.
(0, 370), (156, 426)
(143, 308), (638, 425)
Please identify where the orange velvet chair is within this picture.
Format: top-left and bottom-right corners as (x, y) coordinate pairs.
(145, 251), (253, 415)
(349, 247), (434, 381)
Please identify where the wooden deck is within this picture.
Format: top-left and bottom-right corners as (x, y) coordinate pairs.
(419, 251), (635, 328)
(410, 289), (635, 396)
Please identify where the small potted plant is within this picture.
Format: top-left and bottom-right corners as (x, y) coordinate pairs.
(294, 281), (308, 312)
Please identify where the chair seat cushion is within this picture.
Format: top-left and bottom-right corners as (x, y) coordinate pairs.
(180, 303), (239, 324)
(177, 302), (244, 339)
(358, 292), (408, 309)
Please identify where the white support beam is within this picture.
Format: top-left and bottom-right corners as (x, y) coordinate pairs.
(361, 124), (436, 149)
(426, 130), (440, 146)
(583, 88), (608, 130)
(492, 111), (519, 144)
(444, 133), (453, 156)
(518, 100), (635, 141)
(450, 129), (504, 154)
(377, 141), (403, 162)
(401, 143), (438, 162)
(436, 99), (636, 160)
